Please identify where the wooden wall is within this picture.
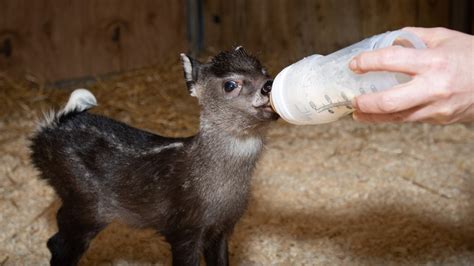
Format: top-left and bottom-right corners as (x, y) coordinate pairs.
(202, 0), (465, 64)
(0, 0), (471, 82)
(0, 0), (186, 82)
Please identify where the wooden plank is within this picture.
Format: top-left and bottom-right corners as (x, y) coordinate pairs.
(450, 0), (472, 33)
(203, 0), (462, 66)
(360, 0), (417, 37)
(292, 0), (362, 54)
(417, 0), (450, 28)
(0, 0), (186, 82)
(202, 0), (361, 65)
(202, 0), (221, 50)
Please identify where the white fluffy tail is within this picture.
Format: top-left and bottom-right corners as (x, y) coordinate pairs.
(37, 89), (97, 130)
(63, 88), (97, 114)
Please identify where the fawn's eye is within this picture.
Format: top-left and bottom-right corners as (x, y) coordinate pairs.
(223, 80), (238, 92)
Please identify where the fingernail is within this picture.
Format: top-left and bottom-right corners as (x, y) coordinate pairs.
(352, 112), (359, 121)
(350, 59), (364, 74)
(349, 59), (358, 70)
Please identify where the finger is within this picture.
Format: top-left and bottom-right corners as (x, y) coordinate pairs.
(349, 46), (429, 75)
(401, 27), (448, 47)
(352, 110), (411, 123)
(402, 104), (445, 123)
(420, 119), (442, 124)
(403, 96), (473, 124)
(354, 100), (468, 125)
(353, 78), (432, 114)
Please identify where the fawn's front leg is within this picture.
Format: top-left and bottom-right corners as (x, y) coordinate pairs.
(204, 230), (229, 266)
(166, 229), (202, 266)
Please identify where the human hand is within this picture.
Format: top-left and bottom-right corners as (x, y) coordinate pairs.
(349, 27), (474, 124)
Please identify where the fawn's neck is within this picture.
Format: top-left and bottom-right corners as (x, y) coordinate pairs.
(192, 130), (263, 161)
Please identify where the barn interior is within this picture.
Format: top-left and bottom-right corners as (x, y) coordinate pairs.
(1, 0), (473, 265)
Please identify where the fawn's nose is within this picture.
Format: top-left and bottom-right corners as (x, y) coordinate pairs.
(261, 80), (273, 96)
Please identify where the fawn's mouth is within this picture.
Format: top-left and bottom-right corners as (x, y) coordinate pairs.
(261, 104), (274, 113)
(252, 93), (277, 117)
(255, 103), (279, 121)
(255, 102), (274, 113)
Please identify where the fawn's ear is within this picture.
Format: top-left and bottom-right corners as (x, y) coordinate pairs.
(180, 53), (202, 97)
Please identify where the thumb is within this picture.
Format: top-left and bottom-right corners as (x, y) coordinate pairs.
(402, 27), (447, 47)
(349, 46), (429, 75)
(353, 78), (431, 114)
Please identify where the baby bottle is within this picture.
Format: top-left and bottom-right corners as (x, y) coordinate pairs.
(270, 30), (426, 125)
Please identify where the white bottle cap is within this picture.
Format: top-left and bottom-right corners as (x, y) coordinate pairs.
(271, 66), (308, 125)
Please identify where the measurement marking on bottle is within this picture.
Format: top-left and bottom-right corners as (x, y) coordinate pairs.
(295, 104), (311, 115)
(314, 101), (352, 113)
(370, 84), (377, 93)
(340, 93), (353, 109)
(325, 95), (333, 104)
(341, 92), (349, 101)
(310, 93), (353, 114)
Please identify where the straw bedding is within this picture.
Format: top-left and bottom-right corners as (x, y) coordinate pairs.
(0, 59), (473, 265)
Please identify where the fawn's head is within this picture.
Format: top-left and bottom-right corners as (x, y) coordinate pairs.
(181, 47), (278, 135)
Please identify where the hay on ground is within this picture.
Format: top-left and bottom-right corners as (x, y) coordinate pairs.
(0, 57), (473, 265)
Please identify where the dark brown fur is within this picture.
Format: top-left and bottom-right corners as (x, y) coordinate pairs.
(30, 47), (277, 266)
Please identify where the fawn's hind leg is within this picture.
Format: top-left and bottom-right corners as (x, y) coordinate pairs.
(47, 205), (106, 266)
